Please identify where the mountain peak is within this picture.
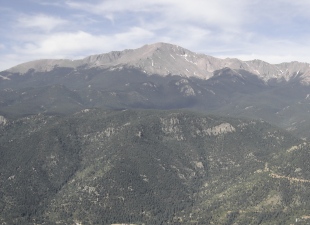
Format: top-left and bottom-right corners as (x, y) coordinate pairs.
(3, 42), (310, 84)
(142, 42), (175, 48)
(141, 42), (188, 53)
(80, 42), (215, 78)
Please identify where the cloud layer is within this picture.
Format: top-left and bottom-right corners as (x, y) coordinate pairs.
(1, 0), (310, 71)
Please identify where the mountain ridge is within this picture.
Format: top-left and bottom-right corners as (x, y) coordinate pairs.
(3, 42), (310, 84)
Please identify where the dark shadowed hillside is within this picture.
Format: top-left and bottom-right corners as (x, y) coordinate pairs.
(1, 57), (310, 140)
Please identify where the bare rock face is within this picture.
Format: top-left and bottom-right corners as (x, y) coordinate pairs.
(205, 123), (236, 136)
(4, 42), (310, 84)
(81, 42), (310, 84)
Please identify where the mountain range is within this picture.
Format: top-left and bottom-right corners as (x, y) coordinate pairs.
(1, 43), (310, 224)
(1, 42), (310, 139)
(3, 42), (310, 84)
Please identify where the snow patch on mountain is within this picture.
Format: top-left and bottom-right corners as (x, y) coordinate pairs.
(0, 75), (10, 80)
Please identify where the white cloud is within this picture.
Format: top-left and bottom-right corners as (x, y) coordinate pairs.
(66, 0), (250, 29)
(215, 37), (310, 64)
(35, 0), (64, 7)
(11, 27), (154, 59)
(0, 29), (147, 70)
(17, 14), (68, 32)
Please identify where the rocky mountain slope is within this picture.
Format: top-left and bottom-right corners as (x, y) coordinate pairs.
(1, 109), (310, 224)
(3, 42), (310, 84)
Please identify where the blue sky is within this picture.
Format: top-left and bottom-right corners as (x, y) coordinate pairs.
(1, 0), (310, 71)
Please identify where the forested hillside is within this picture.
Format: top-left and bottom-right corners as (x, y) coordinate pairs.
(1, 109), (309, 224)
